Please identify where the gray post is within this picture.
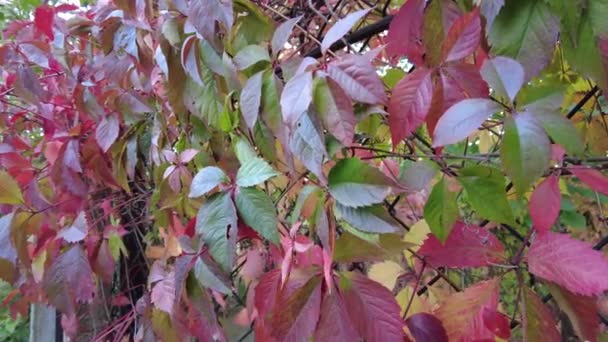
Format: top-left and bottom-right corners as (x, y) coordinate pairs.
(29, 304), (56, 342)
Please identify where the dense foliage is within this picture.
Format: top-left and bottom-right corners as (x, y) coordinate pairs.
(1, 0), (608, 340)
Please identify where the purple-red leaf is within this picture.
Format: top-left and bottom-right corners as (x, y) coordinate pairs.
(340, 272), (404, 342)
(480, 56), (525, 102)
(188, 0), (233, 41)
(43, 245), (95, 310)
(96, 113), (120, 153)
(528, 232), (608, 296)
(570, 166), (608, 196)
(272, 16), (302, 57)
(240, 71), (264, 129)
(327, 54), (387, 105)
(386, 0), (425, 65)
(523, 287), (560, 342)
(388, 67), (433, 146)
(442, 8), (481, 62)
(280, 71), (313, 126)
(418, 221), (506, 268)
(547, 282), (599, 342)
(482, 307), (510, 339)
(321, 8), (371, 54)
(14, 66), (44, 105)
(405, 313), (448, 342)
(435, 278), (501, 340)
(528, 175), (560, 233)
(432, 98), (500, 147)
(63, 139), (82, 173)
(314, 290), (359, 341)
(181, 36), (204, 86)
(313, 76), (356, 145)
(271, 275), (322, 341)
(34, 6), (55, 40)
(151, 271), (176, 315)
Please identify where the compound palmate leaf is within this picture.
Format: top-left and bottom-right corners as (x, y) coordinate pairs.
(527, 232), (608, 296)
(235, 186), (279, 244)
(328, 158), (393, 207)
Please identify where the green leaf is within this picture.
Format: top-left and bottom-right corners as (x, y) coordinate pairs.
(233, 138), (258, 164)
(233, 45), (270, 70)
(488, 0), (559, 80)
(189, 166), (228, 198)
(334, 202), (402, 234)
(196, 192), (237, 271)
(501, 114), (551, 196)
(0, 171), (23, 205)
(458, 166), (516, 225)
(334, 232), (412, 263)
(328, 158), (392, 207)
(560, 210), (587, 230)
(424, 178), (458, 243)
(590, 0), (608, 38)
(236, 157), (279, 187)
(235, 187), (279, 244)
(530, 109), (585, 157)
(193, 256), (231, 294)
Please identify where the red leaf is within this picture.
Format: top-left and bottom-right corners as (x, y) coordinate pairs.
(13, 66), (45, 105)
(427, 63), (489, 135)
(547, 282), (599, 342)
(95, 113), (120, 153)
(386, 0), (425, 65)
(442, 9), (481, 62)
(321, 9), (371, 54)
(327, 54), (387, 105)
(55, 4), (79, 12)
(523, 287), (560, 342)
(528, 232), (608, 296)
(405, 313), (448, 342)
(388, 68), (433, 146)
(570, 166), (608, 196)
(528, 175), (560, 233)
(432, 98), (500, 147)
(271, 275), (322, 341)
(43, 245), (95, 315)
(34, 6), (55, 40)
(314, 290), (359, 340)
(435, 278), (501, 340)
(482, 307), (510, 339)
(418, 221), (506, 268)
(340, 272), (404, 342)
(280, 71), (313, 126)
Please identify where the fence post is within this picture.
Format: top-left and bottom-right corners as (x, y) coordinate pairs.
(29, 303), (57, 342)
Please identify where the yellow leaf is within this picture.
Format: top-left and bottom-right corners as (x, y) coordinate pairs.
(403, 219), (431, 251)
(585, 116), (608, 155)
(368, 261), (403, 290)
(32, 250), (46, 283)
(477, 130), (498, 154)
(395, 286), (433, 319)
(0, 170), (23, 205)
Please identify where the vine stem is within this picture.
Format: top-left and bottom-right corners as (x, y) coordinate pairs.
(402, 261), (426, 320)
